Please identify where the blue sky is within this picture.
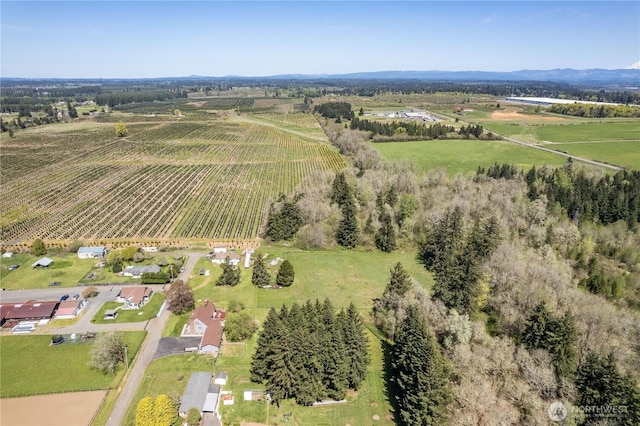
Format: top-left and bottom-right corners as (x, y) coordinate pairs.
(1, 1), (638, 78)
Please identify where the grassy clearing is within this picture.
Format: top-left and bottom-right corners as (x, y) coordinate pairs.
(550, 141), (640, 169)
(0, 331), (146, 397)
(216, 329), (393, 425)
(535, 121), (640, 143)
(374, 139), (568, 175)
(158, 246), (427, 424)
(0, 254), (96, 290)
(122, 354), (214, 426)
(91, 293), (166, 324)
(185, 247), (432, 317)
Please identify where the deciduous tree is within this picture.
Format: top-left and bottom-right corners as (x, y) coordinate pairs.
(88, 332), (128, 374)
(115, 121), (128, 137)
(30, 238), (47, 256)
(135, 396), (155, 426)
(166, 279), (195, 314)
(154, 394), (178, 426)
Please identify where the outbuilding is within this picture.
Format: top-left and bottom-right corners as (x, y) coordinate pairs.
(32, 257), (53, 268)
(77, 246), (108, 259)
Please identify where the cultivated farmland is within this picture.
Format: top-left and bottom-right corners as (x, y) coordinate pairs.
(0, 109), (345, 246)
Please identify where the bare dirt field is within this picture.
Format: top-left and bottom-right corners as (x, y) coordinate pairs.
(0, 390), (106, 426)
(491, 110), (566, 122)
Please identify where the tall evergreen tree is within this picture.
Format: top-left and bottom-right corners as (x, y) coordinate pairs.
(576, 352), (640, 426)
(215, 257), (241, 286)
(375, 212), (397, 253)
(392, 305), (452, 425)
(339, 303), (370, 390)
(373, 262), (413, 339)
(275, 260), (295, 287)
(250, 308), (281, 382)
(331, 172), (350, 207)
(251, 254), (270, 287)
(336, 197), (359, 248)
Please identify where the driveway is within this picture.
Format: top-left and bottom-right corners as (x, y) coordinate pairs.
(154, 336), (202, 359)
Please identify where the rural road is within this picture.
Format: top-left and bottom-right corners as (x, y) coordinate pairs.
(501, 135), (623, 171)
(0, 250), (208, 426)
(104, 251), (207, 426)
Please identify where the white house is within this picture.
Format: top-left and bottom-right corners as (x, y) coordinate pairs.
(116, 286), (153, 309)
(212, 247), (227, 254)
(141, 246), (158, 253)
(77, 246), (107, 259)
(122, 265), (161, 278)
(2, 252), (13, 258)
(211, 252), (241, 266)
(243, 249), (254, 269)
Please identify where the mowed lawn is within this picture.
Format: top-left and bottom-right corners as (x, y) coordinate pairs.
(550, 141), (640, 169)
(0, 332), (146, 397)
(374, 139), (568, 175)
(92, 293), (166, 324)
(122, 354), (214, 426)
(0, 254), (95, 290)
(158, 247), (428, 424)
(186, 247), (433, 317)
(216, 328), (394, 426)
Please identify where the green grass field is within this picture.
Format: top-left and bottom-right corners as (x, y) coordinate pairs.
(0, 252), (167, 290)
(185, 247), (433, 317)
(91, 293), (166, 324)
(0, 332), (146, 397)
(0, 254), (96, 290)
(156, 246), (429, 425)
(374, 139), (569, 175)
(122, 354), (214, 426)
(482, 120), (640, 170)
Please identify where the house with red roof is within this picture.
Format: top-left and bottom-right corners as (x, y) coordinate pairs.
(184, 300), (226, 354)
(116, 286), (153, 310)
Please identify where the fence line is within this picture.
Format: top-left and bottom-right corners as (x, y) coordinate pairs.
(1, 387), (112, 399)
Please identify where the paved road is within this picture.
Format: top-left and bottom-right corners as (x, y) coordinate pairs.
(104, 251), (207, 426)
(1, 251), (208, 426)
(501, 136), (623, 171)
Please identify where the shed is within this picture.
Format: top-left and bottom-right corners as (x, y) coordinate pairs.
(32, 257), (53, 268)
(214, 372), (228, 386)
(104, 309), (118, 320)
(179, 372), (213, 415)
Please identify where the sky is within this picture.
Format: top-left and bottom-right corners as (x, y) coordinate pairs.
(1, 1), (639, 78)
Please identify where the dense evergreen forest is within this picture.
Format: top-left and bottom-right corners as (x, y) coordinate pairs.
(250, 300), (369, 406)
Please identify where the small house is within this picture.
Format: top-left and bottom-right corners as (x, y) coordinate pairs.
(77, 246), (108, 259)
(55, 299), (84, 319)
(179, 372), (221, 418)
(211, 252), (241, 266)
(2, 252), (13, 258)
(116, 286), (153, 309)
(122, 265), (161, 278)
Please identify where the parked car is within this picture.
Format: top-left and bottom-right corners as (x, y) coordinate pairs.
(72, 293), (80, 300)
(180, 267), (185, 273)
(60, 294), (69, 301)
(49, 281), (61, 286)
(8, 264), (19, 270)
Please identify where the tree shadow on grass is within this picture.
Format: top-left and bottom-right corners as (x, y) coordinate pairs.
(381, 339), (401, 425)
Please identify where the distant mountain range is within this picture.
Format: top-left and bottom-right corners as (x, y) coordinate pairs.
(249, 68), (640, 85)
(3, 68), (640, 86)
